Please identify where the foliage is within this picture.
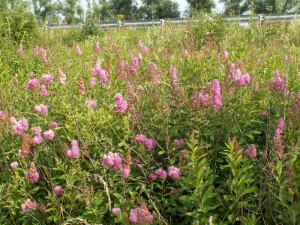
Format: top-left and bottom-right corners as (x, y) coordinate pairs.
(186, 0), (215, 14)
(139, 0), (180, 19)
(1, 16), (300, 225)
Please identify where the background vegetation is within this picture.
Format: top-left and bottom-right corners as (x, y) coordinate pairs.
(1, 3), (300, 224)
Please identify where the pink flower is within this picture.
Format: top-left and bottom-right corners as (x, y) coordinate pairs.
(25, 162), (39, 183)
(168, 166), (181, 180)
(66, 140), (80, 159)
(44, 129), (55, 140)
(149, 174), (157, 180)
(33, 135), (43, 145)
(40, 48), (47, 63)
(121, 167), (130, 179)
(155, 168), (167, 179)
(40, 85), (49, 97)
(95, 42), (101, 53)
(113, 94), (128, 114)
(42, 73), (54, 85)
(76, 45), (82, 57)
(17, 44), (23, 54)
(170, 65), (178, 88)
(91, 60), (108, 83)
(49, 122), (58, 129)
(174, 139), (184, 147)
(244, 144), (257, 158)
(21, 199), (37, 213)
(32, 126), (42, 135)
(10, 162), (19, 169)
(90, 77), (97, 87)
(112, 208), (121, 216)
(11, 118), (28, 135)
(134, 134), (146, 143)
(86, 99), (97, 109)
(33, 45), (39, 57)
(102, 152), (122, 170)
(145, 139), (155, 150)
(211, 79), (222, 111)
(34, 104), (48, 115)
(130, 57), (140, 73)
(39, 205), (46, 214)
(53, 186), (63, 197)
(269, 70), (285, 91)
(58, 67), (66, 84)
(138, 40), (143, 50)
(27, 78), (40, 91)
(130, 208), (139, 224)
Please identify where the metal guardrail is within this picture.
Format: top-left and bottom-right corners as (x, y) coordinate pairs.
(44, 14), (300, 30)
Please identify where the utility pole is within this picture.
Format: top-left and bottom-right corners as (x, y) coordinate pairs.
(83, 0), (86, 22)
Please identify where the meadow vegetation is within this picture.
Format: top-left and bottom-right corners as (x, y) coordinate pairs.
(1, 16), (300, 224)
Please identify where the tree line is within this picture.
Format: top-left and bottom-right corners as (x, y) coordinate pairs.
(0, 0), (299, 25)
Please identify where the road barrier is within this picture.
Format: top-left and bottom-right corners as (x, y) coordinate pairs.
(43, 14), (300, 30)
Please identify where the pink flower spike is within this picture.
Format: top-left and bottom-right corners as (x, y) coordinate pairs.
(121, 167), (130, 179)
(71, 140), (80, 158)
(34, 104), (48, 115)
(86, 99), (97, 109)
(174, 139), (184, 147)
(41, 85), (49, 97)
(33, 135), (43, 145)
(95, 42), (101, 53)
(17, 44), (23, 54)
(76, 45), (82, 57)
(44, 129), (55, 140)
(10, 162), (19, 169)
(33, 45), (39, 57)
(113, 94), (128, 114)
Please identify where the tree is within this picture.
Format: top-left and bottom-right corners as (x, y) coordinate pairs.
(31, 0), (61, 24)
(107, 0), (139, 20)
(58, 0), (83, 24)
(220, 0), (248, 16)
(139, 0), (180, 19)
(186, 0), (215, 13)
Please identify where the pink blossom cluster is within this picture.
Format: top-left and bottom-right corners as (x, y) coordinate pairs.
(244, 144), (257, 158)
(0, 110), (5, 121)
(32, 126), (43, 145)
(41, 85), (49, 97)
(86, 99), (97, 109)
(121, 166), (130, 179)
(76, 45), (82, 57)
(170, 65), (178, 88)
(130, 57), (140, 73)
(53, 186), (63, 197)
(293, 90), (300, 111)
(113, 93), (128, 114)
(50, 122), (58, 129)
(138, 40), (149, 54)
(102, 152), (122, 170)
(25, 162), (39, 183)
(34, 104), (48, 115)
(130, 206), (153, 224)
(134, 134), (155, 151)
(11, 117), (28, 135)
(168, 166), (181, 180)
(148, 62), (160, 85)
(17, 44), (23, 54)
(33, 45), (39, 57)
(117, 60), (128, 80)
(21, 199), (37, 213)
(44, 129), (55, 140)
(155, 168), (167, 179)
(58, 67), (66, 84)
(192, 90), (209, 109)
(66, 140), (80, 159)
(269, 70), (285, 91)
(112, 208), (121, 216)
(211, 79), (222, 111)
(10, 162), (19, 169)
(174, 139), (185, 147)
(42, 73), (54, 85)
(92, 60), (108, 83)
(229, 64), (250, 87)
(95, 42), (101, 54)
(27, 78), (40, 90)
(40, 48), (47, 64)
(90, 77), (97, 86)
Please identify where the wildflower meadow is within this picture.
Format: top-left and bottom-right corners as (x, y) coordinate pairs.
(1, 16), (300, 224)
